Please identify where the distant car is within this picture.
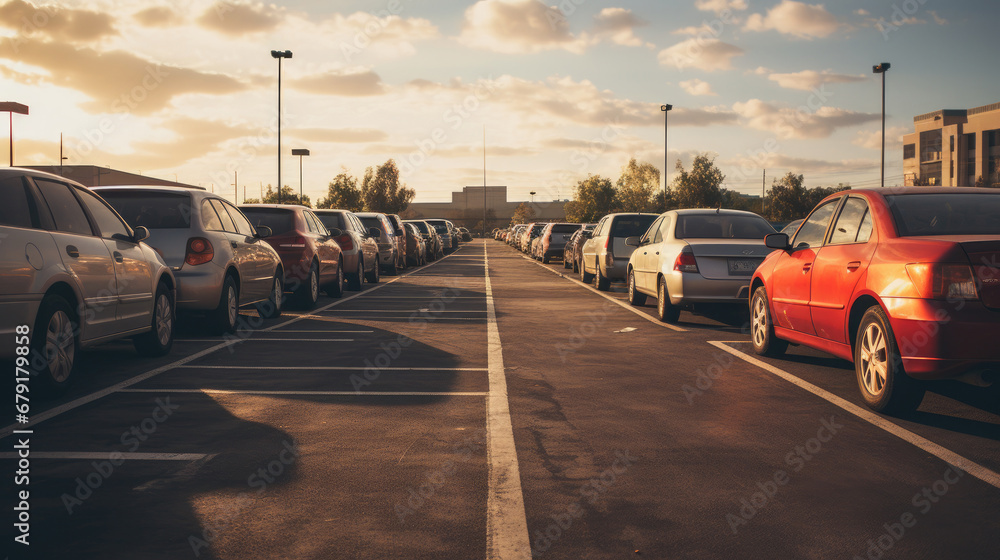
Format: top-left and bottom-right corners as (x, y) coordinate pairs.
(385, 214), (410, 271)
(240, 205), (344, 308)
(520, 223), (547, 253)
(751, 187), (1000, 414)
(564, 224), (597, 271)
(425, 219), (454, 254)
(580, 213), (659, 290)
(625, 209), (776, 322)
(447, 221), (461, 251)
(313, 209), (380, 289)
(97, 186), (284, 333)
(458, 227), (473, 242)
(403, 222), (427, 266)
(405, 219), (444, 261)
(3, 169), (177, 392)
(780, 219), (804, 236)
(534, 223), (581, 263)
(357, 212), (404, 275)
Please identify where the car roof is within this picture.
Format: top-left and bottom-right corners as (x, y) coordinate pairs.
(92, 184), (203, 195)
(1, 167), (89, 188)
(239, 204), (307, 211)
(853, 186), (1000, 196)
(670, 208), (765, 216)
(354, 212), (385, 217)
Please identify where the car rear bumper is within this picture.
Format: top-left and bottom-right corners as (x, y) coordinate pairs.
(600, 259), (629, 280)
(173, 263), (228, 311)
(665, 272), (751, 306)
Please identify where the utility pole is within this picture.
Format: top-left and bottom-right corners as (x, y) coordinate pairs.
(762, 169), (766, 216)
(483, 125), (487, 239)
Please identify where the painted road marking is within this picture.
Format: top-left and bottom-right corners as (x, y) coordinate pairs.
(176, 365), (488, 371)
(118, 389), (489, 396)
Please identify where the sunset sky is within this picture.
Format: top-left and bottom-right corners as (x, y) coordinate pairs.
(1, 0), (995, 203)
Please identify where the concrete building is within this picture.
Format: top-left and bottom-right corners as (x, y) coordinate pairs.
(24, 165), (203, 190)
(403, 186), (568, 232)
(903, 102), (1000, 187)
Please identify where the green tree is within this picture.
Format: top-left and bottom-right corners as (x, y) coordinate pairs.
(616, 158), (660, 212)
(510, 202), (536, 226)
(362, 159), (416, 213)
(256, 184), (311, 207)
(671, 154), (725, 209)
(317, 170), (363, 210)
(765, 172), (807, 222)
(565, 174), (618, 223)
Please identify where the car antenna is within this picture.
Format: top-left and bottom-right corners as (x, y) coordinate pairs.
(716, 204), (721, 214)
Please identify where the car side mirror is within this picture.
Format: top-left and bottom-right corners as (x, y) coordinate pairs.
(369, 227), (382, 238)
(624, 236), (641, 247)
(583, 232), (593, 239)
(255, 225), (272, 239)
(764, 233), (790, 250)
(327, 227), (343, 237)
(132, 226), (150, 242)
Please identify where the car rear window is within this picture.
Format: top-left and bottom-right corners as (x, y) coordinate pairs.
(611, 215), (657, 237)
(94, 190), (192, 229)
(316, 212), (346, 232)
(0, 176), (33, 228)
(240, 208), (295, 235)
(428, 221), (448, 233)
(360, 216), (384, 233)
(886, 194), (1000, 236)
(675, 214), (775, 239)
(551, 224), (580, 234)
(408, 221), (430, 234)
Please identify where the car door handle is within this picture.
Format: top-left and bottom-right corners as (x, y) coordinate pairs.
(231, 241), (238, 249)
(802, 264), (812, 273)
(113, 251), (124, 263)
(66, 245), (79, 258)
(847, 261), (861, 271)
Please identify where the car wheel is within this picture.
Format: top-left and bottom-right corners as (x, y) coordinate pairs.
(657, 277), (681, 323)
(32, 294), (78, 394)
(348, 257), (364, 291)
(134, 283), (175, 356)
(210, 275), (239, 334)
(563, 257), (571, 269)
(366, 255), (380, 284)
(325, 260), (345, 298)
(750, 286), (787, 357)
(572, 258), (579, 274)
(297, 262), (320, 308)
(596, 262), (611, 291)
(628, 270), (647, 306)
(855, 306), (926, 414)
(385, 252), (398, 276)
(542, 255), (550, 264)
(255, 274), (284, 319)
(580, 258), (595, 284)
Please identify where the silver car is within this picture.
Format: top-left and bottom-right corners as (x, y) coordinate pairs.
(313, 209), (380, 289)
(1, 169), (176, 392)
(356, 212), (403, 275)
(95, 186), (284, 333)
(405, 219), (444, 261)
(625, 209), (776, 323)
(579, 213), (659, 290)
(425, 219), (454, 254)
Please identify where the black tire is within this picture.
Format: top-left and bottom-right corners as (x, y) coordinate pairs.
(366, 255), (380, 284)
(563, 257), (571, 269)
(596, 263), (611, 291)
(628, 269), (647, 306)
(855, 306), (926, 414)
(297, 262), (320, 308)
(656, 277), (681, 323)
(347, 257), (363, 291)
(325, 260), (345, 298)
(384, 252), (399, 276)
(210, 275), (239, 334)
(255, 273), (284, 319)
(133, 283), (175, 357)
(572, 257), (579, 274)
(750, 286), (787, 357)
(542, 255), (550, 264)
(31, 294), (79, 395)
(580, 258), (595, 284)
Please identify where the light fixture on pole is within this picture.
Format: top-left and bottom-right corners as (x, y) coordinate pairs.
(292, 148), (310, 205)
(1, 102), (29, 167)
(872, 62), (890, 188)
(661, 104), (672, 206)
(529, 191), (536, 203)
(271, 49), (292, 203)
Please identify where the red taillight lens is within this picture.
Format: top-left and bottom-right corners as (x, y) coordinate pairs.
(905, 263), (979, 300)
(337, 235), (354, 252)
(674, 249), (699, 273)
(185, 237), (214, 266)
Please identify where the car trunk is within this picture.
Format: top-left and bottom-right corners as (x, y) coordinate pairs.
(962, 240), (1000, 310)
(687, 240), (773, 280)
(143, 228), (195, 269)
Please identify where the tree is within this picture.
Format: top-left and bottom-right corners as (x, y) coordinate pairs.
(362, 159), (415, 213)
(254, 185), (311, 207)
(671, 154), (725, 209)
(616, 158), (660, 212)
(765, 172), (807, 222)
(317, 170), (363, 210)
(565, 174), (618, 223)
(510, 202), (536, 226)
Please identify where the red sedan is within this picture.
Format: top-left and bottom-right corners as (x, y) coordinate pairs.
(750, 187), (1000, 413)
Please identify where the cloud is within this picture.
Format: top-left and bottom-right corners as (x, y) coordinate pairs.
(291, 70), (386, 96)
(744, 1), (841, 39)
(733, 99), (880, 139)
(458, 0), (587, 54)
(591, 8), (651, 48)
(767, 70), (867, 91)
(695, 0), (748, 13)
(658, 38), (744, 71)
(0, 0), (117, 43)
(680, 79), (717, 96)
(929, 10), (948, 25)
(728, 153), (878, 177)
(288, 128), (388, 143)
(133, 6), (185, 28)
(852, 126), (907, 151)
(197, 1), (285, 37)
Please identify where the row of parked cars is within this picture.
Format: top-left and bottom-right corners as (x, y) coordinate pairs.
(0, 168), (465, 393)
(500, 187), (1000, 414)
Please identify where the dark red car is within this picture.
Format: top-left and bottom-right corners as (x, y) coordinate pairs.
(240, 205), (344, 308)
(750, 187), (1000, 413)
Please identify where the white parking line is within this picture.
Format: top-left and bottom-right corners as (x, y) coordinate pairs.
(521, 255), (687, 332)
(119, 389), (488, 396)
(484, 243), (531, 559)
(710, 341), (1000, 490)
(176, 365), (488, 371)
(0, 452), (210, 461)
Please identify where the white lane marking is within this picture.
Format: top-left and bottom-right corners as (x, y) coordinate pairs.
(0, 250), (464, 439)
(175, 338), (355, 343)
(484, 242), (531, 559)
(176, 365), (488, 371)
(0, 452), (209, 461)
(521, 254), (687, 332)
(710, 341), (1000, 490)
(119, 389), (488, 396)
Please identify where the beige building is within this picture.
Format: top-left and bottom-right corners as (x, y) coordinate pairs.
(25, 165), (203, 190)
(903, 102), (1000, 187)
(404, 186), (568, 232)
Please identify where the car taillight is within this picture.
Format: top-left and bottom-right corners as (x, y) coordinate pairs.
(337, 234), (354, 252)
(905, 263), (979, 300)
(185, 237), (214, 266)
(674, 248), (699, 273)
(279, 236), (307, 249)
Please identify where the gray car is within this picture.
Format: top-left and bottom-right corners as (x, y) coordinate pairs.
(405, 219), (444, 261)
(1, 169), (177, 392)
(579, 213), (659, 290)
(356, 212), (403, 275)
(425, 219), (454, 254)
(313, 209), (380, 289)
(625, 209), (776, 323)
(96, 186), (284, 333)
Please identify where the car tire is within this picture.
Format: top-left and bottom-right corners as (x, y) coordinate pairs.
(628, 270), (647, 306)
(580, 258), (595, 284)
(325, 260), (344, 298)
(657, 277), (681, 323)
(134, 283), (175, 357)
(596, 262), (611, 291)
(750, 286), (787, 357)
(542, 255), (550, 263)
(32, 294), (79, 395)
(348, 257), (364, 291)
(297, 262), (320, 308)
(563, 257), (571, 269)
(572, 258), (579, 274)
(255, 273), (284, 319)
(366, 255), (380, 284)
(384, 252), (398, 276)
(855, 306), (926, 414)
(210, 275), (239, 334)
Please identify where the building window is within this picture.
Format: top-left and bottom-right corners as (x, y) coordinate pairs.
(903, 144), (915, 159)
(950, 135), (955, 152)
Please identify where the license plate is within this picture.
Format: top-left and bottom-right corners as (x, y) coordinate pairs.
(728, 258), (760, 275)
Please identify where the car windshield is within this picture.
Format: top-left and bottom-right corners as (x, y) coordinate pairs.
(551, 224), (580, 234)
(97, 191), (192, 229)
(887, 193), (1000, 236)
(315, 212), (346, 231)
(611, 215), (658, 237)
(240, 208), (295, 235)
(675, 214), (775, 239)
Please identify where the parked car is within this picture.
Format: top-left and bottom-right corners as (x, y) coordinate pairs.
(625, 209), (776, 322)
(458, 227), (473, 242)
(240, 205), (344, 308)
(520, 223), (547, 253)
(447, 221), (461, 251)
(780, 219), (804, 236)
(750, 187), (1000, 413)
(405, 219), (444, 261)
(2, 169), (177, 392)
(356, 212), (404, 275)
(385, 214), (410, 271)
(534, 223), (581, 263)
(426, 219), (455, 254)
(313, 209), (380, 289)
(564, 224), (597, 271)
(580, 213), (659, 290)
(510, 224), (527, 247)
(97, 186), (283, 334)
(403, 222), (427, 266)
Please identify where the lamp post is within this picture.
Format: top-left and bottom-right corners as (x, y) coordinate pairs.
(529, 191), (536, 203)
(271, 49), (292, 203)
(1, 102), (29, 167)
(661, 104), (672, 207)
(292, 148), (309, 205)
(872, 63), (890, 188)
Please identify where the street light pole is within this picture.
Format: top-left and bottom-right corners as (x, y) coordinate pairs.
(271, 50), (292, 203)
(292, 148), (310, 205)
(661, 104), (673, 207)
(873, 63), (890, 188)
(1, 102), (29, 167)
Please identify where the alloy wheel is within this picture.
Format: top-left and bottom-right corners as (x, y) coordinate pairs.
(859, 323), (888, 397)
(45, 310), (75, 383)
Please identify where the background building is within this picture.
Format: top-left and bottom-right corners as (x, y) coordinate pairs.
(404, 186), (567, 232)
(903, 102), (1000, 187)
(25, 165), (203, 190)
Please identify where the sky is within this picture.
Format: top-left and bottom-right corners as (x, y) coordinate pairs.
(1, 0), (995, 204)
